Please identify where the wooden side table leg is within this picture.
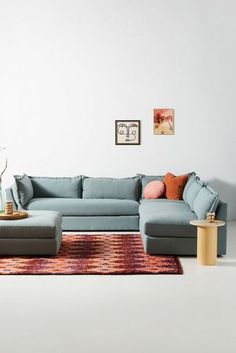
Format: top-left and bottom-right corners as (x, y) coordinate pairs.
(197, 226), (217, 265)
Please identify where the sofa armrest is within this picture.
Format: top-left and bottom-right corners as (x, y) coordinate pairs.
(216, 200), (227, 255)
(216, 200), (227, 222)
(5, 187), (18, 210)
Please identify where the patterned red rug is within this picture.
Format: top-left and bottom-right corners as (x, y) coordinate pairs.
(0, 234), (183, 275)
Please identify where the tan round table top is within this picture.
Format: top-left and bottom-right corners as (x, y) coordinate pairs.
(190, 220), (225, 228)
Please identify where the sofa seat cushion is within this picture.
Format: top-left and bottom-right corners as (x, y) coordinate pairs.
(26, 198), (139, 216)
(139, 199), (197, 238)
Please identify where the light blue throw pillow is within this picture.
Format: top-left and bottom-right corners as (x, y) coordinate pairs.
(193, 185), (219, 219)
(13, 174), (34, 207)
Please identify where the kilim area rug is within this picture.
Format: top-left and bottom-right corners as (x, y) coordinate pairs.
(0, 234), (183, 275)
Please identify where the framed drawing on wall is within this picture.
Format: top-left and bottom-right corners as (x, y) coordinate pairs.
(115, 120), (141, 145)
(153, 109), (174, 135)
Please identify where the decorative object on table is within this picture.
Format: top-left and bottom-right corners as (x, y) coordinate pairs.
(207, 212), (215, 223)
(0, 210), (28, 220)
(5, 201), (13, 215)
(0, 234), (183, 275)
(0, 146), (8, 212)
(153, 109), (174, 135)
(190, 220), (225, 266)
(115, 120), (141, 145)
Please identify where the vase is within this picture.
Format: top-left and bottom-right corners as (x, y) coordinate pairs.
(0, 185), (4, 213)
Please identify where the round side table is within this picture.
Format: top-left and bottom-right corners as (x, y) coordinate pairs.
(190, 220), (225, 265)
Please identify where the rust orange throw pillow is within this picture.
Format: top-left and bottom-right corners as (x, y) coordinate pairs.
(163, 172), (188, 200)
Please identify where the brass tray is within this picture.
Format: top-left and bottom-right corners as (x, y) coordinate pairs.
(0, 211), (28, 220)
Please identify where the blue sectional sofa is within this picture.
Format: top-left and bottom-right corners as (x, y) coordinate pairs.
(5, 173), (227, 255)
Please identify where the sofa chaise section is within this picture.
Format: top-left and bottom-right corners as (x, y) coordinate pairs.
(140, 199), (227, 255)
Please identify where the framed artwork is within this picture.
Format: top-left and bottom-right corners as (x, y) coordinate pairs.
(115, 120), (141, 145)
(153, 109), (174, 135)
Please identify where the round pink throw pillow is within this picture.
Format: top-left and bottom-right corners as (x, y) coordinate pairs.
(143, 180), (165, 199)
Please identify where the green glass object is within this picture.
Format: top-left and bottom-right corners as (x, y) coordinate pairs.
(0, 185), (4, 213)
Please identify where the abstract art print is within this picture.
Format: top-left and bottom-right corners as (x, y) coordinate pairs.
(153, 109), (174, 135)
(115, 120), (141, 145)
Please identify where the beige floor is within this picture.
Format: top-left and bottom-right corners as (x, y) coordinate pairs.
(0, 223), (235, 353)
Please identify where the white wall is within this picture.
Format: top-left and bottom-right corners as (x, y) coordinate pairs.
(0, 0), (236, 219)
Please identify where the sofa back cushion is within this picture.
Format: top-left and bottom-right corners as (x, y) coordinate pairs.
(183, 174), (197, 202)
(192, 185), (219, 219)
(82, 177), (139, 200)
(13, 174), (34, 207)
(183, 176), (203, 210)
(30, 176), (82, 198)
